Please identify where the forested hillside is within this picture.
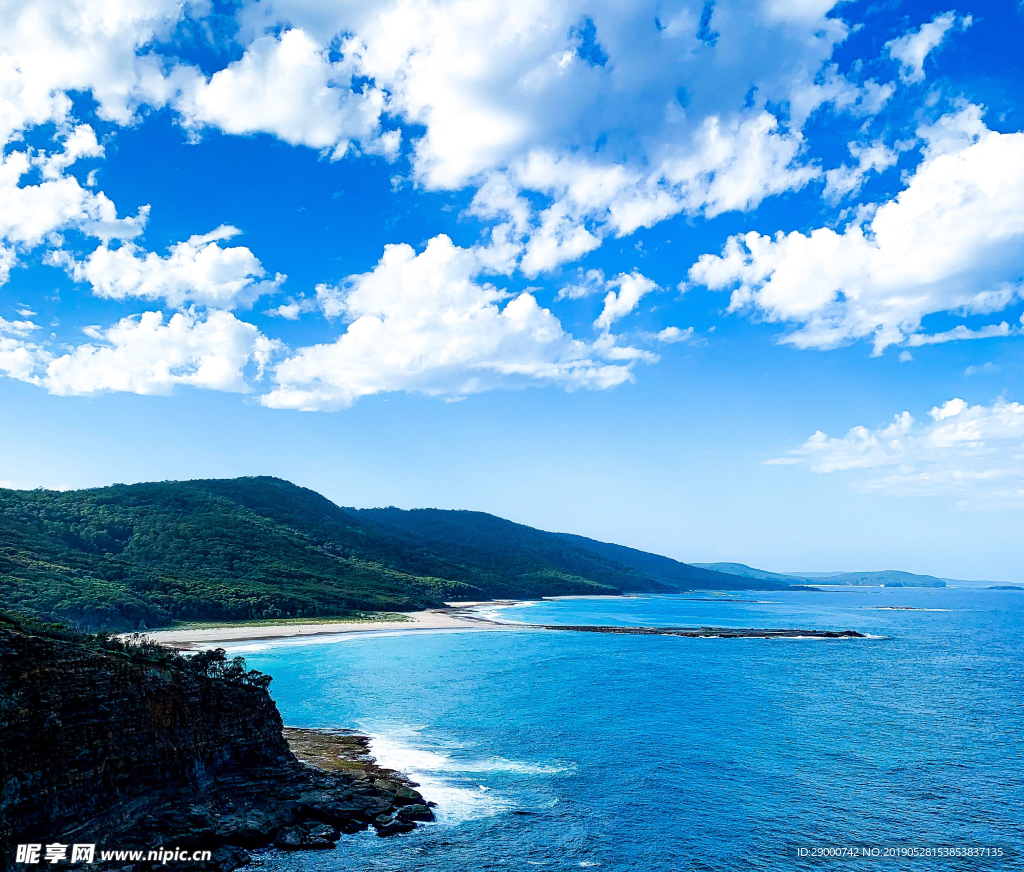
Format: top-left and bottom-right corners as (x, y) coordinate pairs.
(0, 477), (793, 631)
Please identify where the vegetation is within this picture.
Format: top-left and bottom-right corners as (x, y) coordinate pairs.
(0, 476), (793, 632)
(0, 608), (269, 687)
(693, 562), (947, 587)
(168, 612), (413, 630)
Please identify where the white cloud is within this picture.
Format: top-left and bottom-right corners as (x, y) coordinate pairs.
(35, 124), (104, 180)
(0, 135), (148, 274)
(823, 139), (900, 203)
(0, 0), (186, 143)
(175, 29), (396, 159)
(511, 111), (821, 273)
(262, 234), (645, 410)
(906, 322), (1014, 346)
(231, 0), (877, 272)
(267, 297), (317, 320)
(965, 362), (998, 376)
(769, 397), (1024, 504)
(341, 0), (852, 190)
(42, 309), (279, 396)
(885, 11), (971, 85)
(58, 226), (285, 309)
(595, 271), (658, 332)
(0, 0), (900, 296)
(556, 268), (605, 301)
(688, 106), (1024, 354)
(656, 326), (694, 344)
(0, 316), (46, 382)
(1, 0), (1000, 412)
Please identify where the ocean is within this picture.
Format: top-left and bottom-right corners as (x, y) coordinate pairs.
(234, 588), (1023, 870)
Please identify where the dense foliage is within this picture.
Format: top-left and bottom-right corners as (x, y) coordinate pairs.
(0, 608), (269, 687)
(0, 476), (786, 631)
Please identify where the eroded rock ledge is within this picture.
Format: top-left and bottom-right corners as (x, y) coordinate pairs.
(279, 727), (435, 845)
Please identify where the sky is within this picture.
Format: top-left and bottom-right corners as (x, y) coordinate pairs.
(0, 0), (1021, 580)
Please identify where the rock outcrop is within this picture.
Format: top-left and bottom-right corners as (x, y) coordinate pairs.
(0, 625), (431, 871)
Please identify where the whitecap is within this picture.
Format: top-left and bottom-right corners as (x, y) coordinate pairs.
(366, 728), (570, 826)
(867, 607), (950, 612)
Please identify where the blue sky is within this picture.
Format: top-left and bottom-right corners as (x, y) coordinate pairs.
(0, 0), (1021, 579)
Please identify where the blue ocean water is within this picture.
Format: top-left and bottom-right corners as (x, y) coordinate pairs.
(236, 588), (1023, 870)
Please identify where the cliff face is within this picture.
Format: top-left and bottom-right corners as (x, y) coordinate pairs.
(0, 628), (431, 870)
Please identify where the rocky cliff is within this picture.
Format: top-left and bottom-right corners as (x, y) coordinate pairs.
(0, 620), (431, 870)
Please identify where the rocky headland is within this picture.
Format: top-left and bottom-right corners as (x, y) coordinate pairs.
(0, 616), (432, 872)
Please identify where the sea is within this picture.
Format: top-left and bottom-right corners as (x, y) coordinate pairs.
(232, 587), (1023, 871)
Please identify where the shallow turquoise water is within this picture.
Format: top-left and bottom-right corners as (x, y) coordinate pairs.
(238, 588), (1023, 870)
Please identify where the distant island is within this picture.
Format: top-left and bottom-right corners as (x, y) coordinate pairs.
(693, 562), (948, 588)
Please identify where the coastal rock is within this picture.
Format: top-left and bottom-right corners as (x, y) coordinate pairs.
(394, 786), (425, 804)
(396, 804), (435, 822)
(273, 827), (308, 849)
(0, 629), (433, 871)
(273, 825), (336, 850)
(538, 624), (866, 639)
(306, 823), (341, 841)
(373, 819), (417, 837)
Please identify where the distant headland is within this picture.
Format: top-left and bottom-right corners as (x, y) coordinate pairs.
(1, 475), (999, 635)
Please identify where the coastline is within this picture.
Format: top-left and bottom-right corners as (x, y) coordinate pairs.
(143, 605), (522, 649)
(141, 595), (873, 649)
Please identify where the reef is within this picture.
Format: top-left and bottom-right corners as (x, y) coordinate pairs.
(537, 624), (865, 639)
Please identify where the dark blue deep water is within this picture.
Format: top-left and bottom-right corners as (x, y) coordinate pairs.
(237, 589), (1023, 871)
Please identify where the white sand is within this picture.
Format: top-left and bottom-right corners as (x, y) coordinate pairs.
(142, 608), (519, 649)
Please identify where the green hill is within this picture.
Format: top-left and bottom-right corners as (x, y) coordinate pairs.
(555, 539), (793, 591)
(693, 563), (947, 588)
(692, 563), (805, 583)
(0, 476), (777, 631)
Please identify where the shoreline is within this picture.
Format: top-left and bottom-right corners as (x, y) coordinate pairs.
(141, 597), (872, 649)
(142, 605), (523, 649)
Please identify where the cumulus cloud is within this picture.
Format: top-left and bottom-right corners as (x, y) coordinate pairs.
(175, 29), (397, 160)
(0, 0), (1003, 412)
(57, 226), (285, 309)
(885, 12), (972, 85)
(556, 268), (606, 301)
(261, 234), (645, 410)
(0, 316), (46, 382)
(655, 326), (694, 344)
(688, 106), (1024, 354)
(512, 112), (821, 273)
(343, 0), (852, 189)
(768, 397), (1024, 504)
(0, 0), (186, 143)
(0, 0), (901, 299)
(823, 140), (901, 203)
(0, 134), (148, 282)
(229, 0), (880, 272)
(42, 310), (279, 396)
(0, 307), (282, 397)
(595, 272), (659, 332)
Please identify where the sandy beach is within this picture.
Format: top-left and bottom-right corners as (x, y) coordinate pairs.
(143, 606), (520, 649)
